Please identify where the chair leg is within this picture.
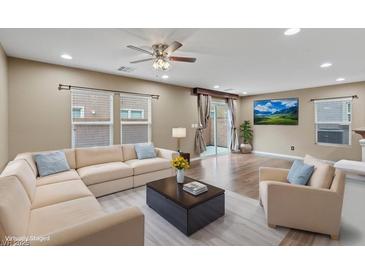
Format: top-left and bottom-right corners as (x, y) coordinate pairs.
(268, 223), (276, 229)
(330, 234), (339, 240)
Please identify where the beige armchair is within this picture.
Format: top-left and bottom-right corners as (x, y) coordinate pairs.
(259, 167), (345, 240)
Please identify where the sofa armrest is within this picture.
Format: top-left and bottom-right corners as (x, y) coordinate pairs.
(33, 207), (144, 246)
(259, 167), (289, 182)
(156, 148), (179, 160)
(260, 181), (343, 236)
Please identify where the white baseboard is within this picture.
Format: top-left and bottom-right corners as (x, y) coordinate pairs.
(252, 150), (336, 164)
(190, 157), (201, 162)
(252, 150), (303, 161)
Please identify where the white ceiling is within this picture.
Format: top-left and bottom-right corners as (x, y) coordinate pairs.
(1, 28), (365, 95)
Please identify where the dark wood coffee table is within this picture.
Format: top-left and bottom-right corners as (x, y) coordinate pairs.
(146, 176), (225, 236)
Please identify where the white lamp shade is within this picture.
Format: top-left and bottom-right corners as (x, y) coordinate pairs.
(172, 127), (186, 138)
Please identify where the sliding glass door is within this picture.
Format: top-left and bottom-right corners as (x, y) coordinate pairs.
(201, 101), (230, 157)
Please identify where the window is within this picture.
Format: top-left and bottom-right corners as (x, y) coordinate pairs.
(71, 90), (113, 148)
(131, 110), (144, 119)
(72, 106), (85, 118)
(120, 109), (145, 119)
(120, 96), (151, 144)
(314, 98), (352, 146)
(120, 110), (129, 119)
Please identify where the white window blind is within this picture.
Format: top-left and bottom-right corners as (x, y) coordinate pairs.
(314, 98), (352, 145)
(71, 90), (113, 148)
(120, 96), (151, 144)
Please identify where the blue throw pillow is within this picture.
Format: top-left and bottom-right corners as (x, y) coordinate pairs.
(135, 143), (156, 160)
(287, 160), (314, 185)
(34, 151), (70, 177)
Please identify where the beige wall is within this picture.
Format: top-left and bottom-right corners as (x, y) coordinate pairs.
(8, 58), (201, 159)
(239, 82), (365, 161)
(0, 44), (8, 170)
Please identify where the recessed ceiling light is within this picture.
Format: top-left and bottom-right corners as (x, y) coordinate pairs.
(61, 54), (72, 60)
(284, 28), (301, 36)
(320, 62), (332, 68)
(213, 85), (220, 89)
(242, 92), (248, 95)
(336, 77), (345, 82)
(161, 75), (169, 79)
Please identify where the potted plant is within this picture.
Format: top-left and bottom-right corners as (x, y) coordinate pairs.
(171, 156), (190, 183)
(239, 120), (253, 153)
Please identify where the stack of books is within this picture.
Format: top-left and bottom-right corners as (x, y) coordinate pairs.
(183, 181), (208, 196)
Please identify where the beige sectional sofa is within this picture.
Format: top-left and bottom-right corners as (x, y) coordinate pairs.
(0, 144), (178, 246)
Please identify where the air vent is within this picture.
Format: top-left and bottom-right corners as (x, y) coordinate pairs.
(224, 88), (235, 92)
(118, 66), (135, 73)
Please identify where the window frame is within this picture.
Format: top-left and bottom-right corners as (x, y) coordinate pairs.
(72, 106), (85, 119)
(120, 96), (152, 144)
(120, 108), (145, 120)
(314, 98), (352, 147)
(71, 90), (114, 148)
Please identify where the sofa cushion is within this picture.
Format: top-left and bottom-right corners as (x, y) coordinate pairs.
(63, 148), (77, 169)
(14, 153), (38, 176)
(34, 151), (70, 177)
(0, 176), (31, 239)
(124, 157), (171, 175)
(28, 196), (104, 236)
(156, 148), (179, 160)
(1, 160), (36, 202)
(76, 146), (124, 168)
(36, 170), (81, 186)
(122, 144), (137, 161)
(77, 162), (133, 186)
(304, 155), (335, 189)
(32, 180), (93, 209)
(15, 149), (76, 176)
(287, 160), (314, 185)
(135, 143), (156, 160)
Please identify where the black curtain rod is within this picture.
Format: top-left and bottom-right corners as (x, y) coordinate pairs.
(58, 84), (160, 99)
(310, 95), (358, 102)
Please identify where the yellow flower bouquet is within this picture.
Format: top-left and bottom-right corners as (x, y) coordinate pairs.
(171, 156), (190, 170)
(172, 156), (190, 183)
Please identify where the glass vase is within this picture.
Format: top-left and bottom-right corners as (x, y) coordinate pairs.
(176, 169), (185, 183)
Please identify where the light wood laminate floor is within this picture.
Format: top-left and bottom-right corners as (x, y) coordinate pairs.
(99, 186), (289, 245)
(186, 153), (292, 200)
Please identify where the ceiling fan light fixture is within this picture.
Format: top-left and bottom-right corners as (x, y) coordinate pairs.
(161, 61), (170, 71)
(153, 58), (170, 71)
(127, 41), (195, 71)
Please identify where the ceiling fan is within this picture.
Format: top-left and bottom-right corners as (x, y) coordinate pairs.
(127, 41), (197, 71)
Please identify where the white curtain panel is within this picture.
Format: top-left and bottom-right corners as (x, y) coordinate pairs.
(227, 98), (239, 152)
(194, 94), (211, 154)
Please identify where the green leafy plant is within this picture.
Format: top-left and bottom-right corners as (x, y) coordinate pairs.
(240, 120), (253, 144)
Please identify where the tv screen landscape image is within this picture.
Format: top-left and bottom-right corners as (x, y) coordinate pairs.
(254, 98), (299, 125)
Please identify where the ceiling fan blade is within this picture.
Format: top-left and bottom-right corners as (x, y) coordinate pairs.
(165, 41), (183, 55)
(130, 58), (155, 64)
(169, 56), (197, 63)
(127, 45), (153, 56)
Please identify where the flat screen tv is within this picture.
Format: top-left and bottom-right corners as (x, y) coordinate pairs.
(254, 98), (299, 125)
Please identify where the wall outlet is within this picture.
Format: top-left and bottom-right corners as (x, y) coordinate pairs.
(290, 146), (295, 151)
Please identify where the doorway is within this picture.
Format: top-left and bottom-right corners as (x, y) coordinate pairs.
(200, 100), (230, 157)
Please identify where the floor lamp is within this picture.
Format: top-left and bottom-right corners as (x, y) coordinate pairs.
(172, 127), (186, 152)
